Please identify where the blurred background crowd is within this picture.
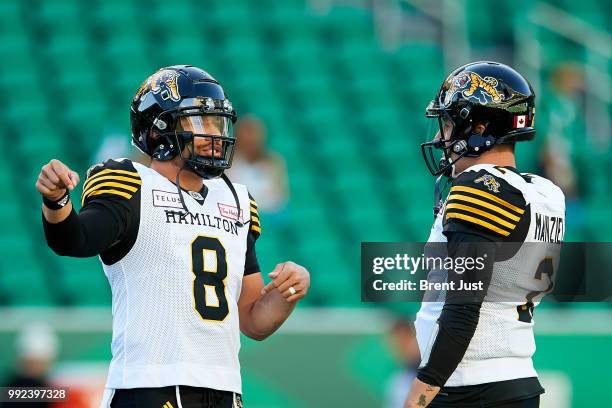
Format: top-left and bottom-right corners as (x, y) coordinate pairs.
(0, 0), (609, 406)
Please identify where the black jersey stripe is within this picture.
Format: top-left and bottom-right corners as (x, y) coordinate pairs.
(445, 203), (517, 230)
(450, 186), (524, 214)
(447, 193), (522, 222)
(445, 212), (511, 236)
(82, 183), (139, 205)
(83, 189), (133, 202)
(83, 169), (140, 190)
(82, 179), (140, 197)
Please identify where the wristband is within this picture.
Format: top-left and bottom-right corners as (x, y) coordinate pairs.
(43, 190), (70, 210)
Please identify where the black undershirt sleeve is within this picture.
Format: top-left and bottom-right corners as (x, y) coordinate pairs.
(244, 232), (260, 275)
(244, 192), (261, 276)
(43, 158), (142, 263)
(416, 232), (497, 387)
(42, 199), (127, 258)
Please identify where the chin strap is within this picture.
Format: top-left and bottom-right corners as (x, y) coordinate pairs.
(433, 173), (451, 219)
(221, 173), (247, 228)
(175, 164), (191, 214)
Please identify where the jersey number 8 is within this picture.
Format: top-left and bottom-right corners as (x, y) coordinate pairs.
(191, 236), (229, 322)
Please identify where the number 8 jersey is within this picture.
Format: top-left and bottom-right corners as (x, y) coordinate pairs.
(82, 158), (261, 394)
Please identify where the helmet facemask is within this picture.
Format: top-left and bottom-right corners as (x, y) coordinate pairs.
(422, 98), (502, 177)
(150, 97), (237, 179)
(176, 115), (235, 179)
(421, 104), (470, 177)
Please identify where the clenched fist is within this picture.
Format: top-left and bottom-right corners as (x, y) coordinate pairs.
(261, 261), (310, 302)
(36, 159), (80, 201)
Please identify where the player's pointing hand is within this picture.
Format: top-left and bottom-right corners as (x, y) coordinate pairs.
(261, 261), (310, 302)
(36, 159), (80, 200)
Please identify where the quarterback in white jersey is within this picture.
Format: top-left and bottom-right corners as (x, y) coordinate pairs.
(403, 62), (564, 408)
(37, 66), (310, 408)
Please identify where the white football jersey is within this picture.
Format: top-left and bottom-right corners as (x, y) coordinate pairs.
(82, 159), (259, 394)
(415, 164), (565, 386)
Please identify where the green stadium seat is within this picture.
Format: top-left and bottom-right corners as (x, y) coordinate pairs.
(33, 0), (81, 21)
(0, 229), (53, 305)
(89, 0), (139, 26)
(205, 0), (251, 26)
(148, 0), (196, 26)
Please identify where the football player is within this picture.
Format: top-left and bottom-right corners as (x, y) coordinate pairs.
(403, 62), (565, 408)
(37, 65), (310, 408)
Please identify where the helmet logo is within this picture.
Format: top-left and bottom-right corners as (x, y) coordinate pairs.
(444, 72), (504, 106)
(150, 70), (181, 101)
(474, 174), (501, 193)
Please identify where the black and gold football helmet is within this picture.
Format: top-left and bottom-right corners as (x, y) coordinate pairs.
(422, 61), (536, 176)
(130, 65), (238, 179)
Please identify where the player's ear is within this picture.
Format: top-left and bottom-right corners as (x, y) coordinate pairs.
(473, 122), (487, 134)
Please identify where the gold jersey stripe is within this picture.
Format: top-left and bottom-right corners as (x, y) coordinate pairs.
(447, 194), (522, 222)
(446, 212), (510, 236)
(445, 203), (517, 230)
(251, 216), (260, 225)
(83, 169), (140, 189)
(83, 174), (142, 191)
(250, 225), (261, 234)
(450, 186), (525, 214)
(82, 181), (140, 199)
(249, 199), (258, 207)
(83, 189), (132, 203)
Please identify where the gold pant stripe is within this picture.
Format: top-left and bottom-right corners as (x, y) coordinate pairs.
(82, 189), (132, 204)
(445, 212), (510, 236)
(450, 186), (524, 214)
(83, 169), (140, 189)
(447, 194), (521, 222)
(82, 181), (140, 199)
(445, 203), (517, 229)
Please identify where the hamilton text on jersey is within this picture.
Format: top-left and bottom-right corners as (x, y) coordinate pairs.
(164, 209), (240, 236)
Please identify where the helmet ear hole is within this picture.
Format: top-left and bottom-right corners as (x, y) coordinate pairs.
(466, 133), (496, 155)
(151, 134), (178, 161)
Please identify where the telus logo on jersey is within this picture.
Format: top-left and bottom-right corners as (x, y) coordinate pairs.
(152, 190), (184, 209)
(534, 213), (564, 243)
